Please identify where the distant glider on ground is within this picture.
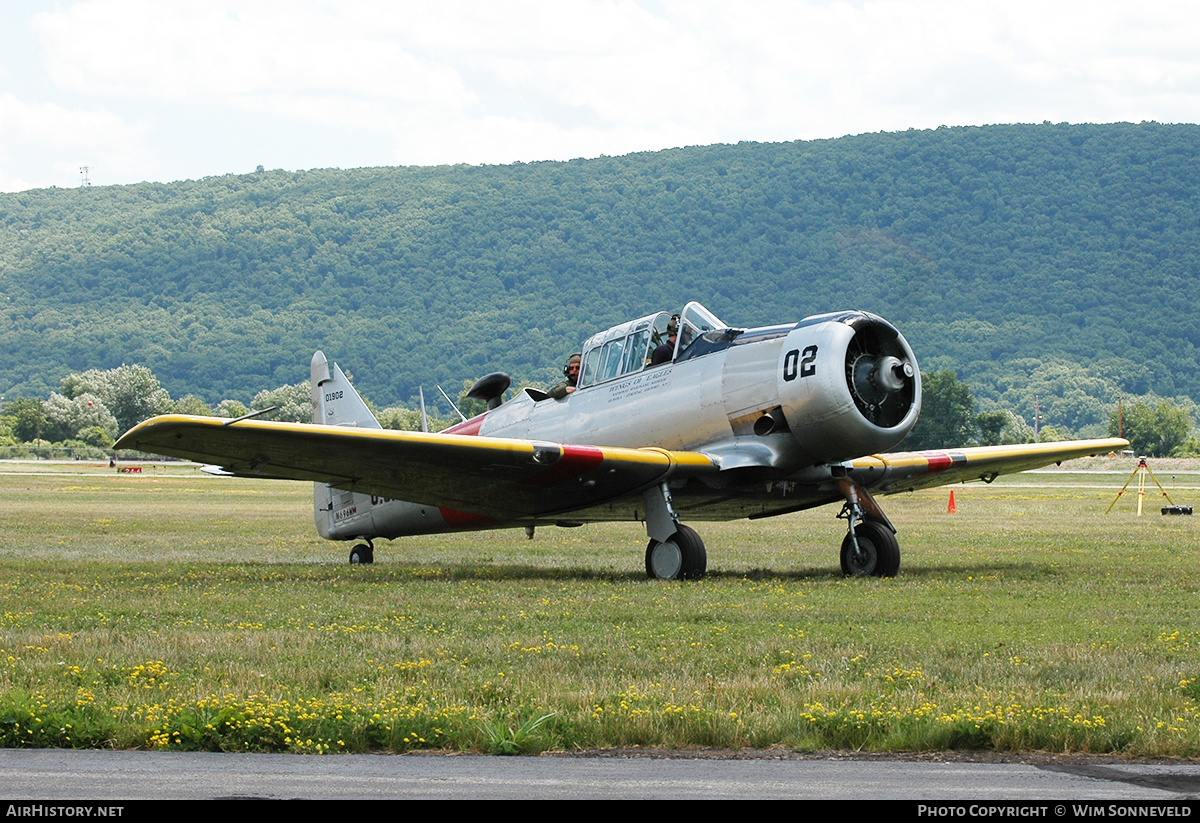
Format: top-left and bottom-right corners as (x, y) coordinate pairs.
(116, 301), (1125, 579)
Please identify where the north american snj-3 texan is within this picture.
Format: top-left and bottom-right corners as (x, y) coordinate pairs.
(116, 301), (1126, 580)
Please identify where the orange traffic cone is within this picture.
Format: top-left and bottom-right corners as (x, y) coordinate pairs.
(947, 490), (957, 514)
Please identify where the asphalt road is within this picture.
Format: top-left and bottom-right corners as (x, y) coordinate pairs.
(2, 750), (1199, 800)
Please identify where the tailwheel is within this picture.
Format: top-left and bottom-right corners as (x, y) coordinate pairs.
(839, 519), (899, 578)
(348, 542), (374, 565)
(645, 524), (707, 580)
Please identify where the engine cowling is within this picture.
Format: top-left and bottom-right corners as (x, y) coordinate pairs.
(776, 312), (921, 464)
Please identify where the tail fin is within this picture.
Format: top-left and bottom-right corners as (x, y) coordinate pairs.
(310, 351), (381, 428)
(311, 351), (380, 543)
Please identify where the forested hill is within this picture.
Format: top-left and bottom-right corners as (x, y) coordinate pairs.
(1, 121), (1197, 434)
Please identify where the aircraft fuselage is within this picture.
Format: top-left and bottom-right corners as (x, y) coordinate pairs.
(315, 308), (921, 543)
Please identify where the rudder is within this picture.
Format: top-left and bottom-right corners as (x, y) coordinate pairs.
(310, 350), (380, 543)
(310, 350), (381, 428)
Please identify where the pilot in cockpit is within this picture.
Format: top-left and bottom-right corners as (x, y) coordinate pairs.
(649, 317), (678, 366)
(547, 353), (581, 399)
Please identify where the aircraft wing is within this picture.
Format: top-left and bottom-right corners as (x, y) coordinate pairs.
(848, 438), (1128, 494)
(114, 415), (718, 519)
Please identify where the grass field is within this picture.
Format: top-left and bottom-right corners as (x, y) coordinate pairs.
(1, 458), (1197, 756)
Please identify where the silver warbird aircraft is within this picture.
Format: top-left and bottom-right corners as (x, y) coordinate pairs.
(116, 301), (1126, 579)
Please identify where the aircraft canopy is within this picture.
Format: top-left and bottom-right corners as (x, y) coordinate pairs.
(577, 302), (727, 389)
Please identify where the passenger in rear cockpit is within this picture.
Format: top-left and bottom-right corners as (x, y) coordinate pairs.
(547, 353), (581, 399)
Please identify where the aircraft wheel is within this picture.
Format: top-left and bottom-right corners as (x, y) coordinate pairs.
(839, 520), (899, 578)
(349, 544), (374, 565)
(645, 525), (707, 580)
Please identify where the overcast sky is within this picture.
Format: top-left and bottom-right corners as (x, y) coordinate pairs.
(2, 0), (1198, 193)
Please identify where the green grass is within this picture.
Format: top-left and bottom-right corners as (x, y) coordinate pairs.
(1, 459), (1198, 756)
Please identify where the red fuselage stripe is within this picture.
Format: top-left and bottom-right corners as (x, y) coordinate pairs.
(438, 508), (497, 527)
(444, 414), (487, 436)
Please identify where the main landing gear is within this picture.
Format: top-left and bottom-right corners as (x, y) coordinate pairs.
(836, 479), (900, 577)
(638, 478), (904, 580)
(642, 482), (707, 580)
(348, 539), (375, 565)
(645, 524), (707, 580)
(839, 518), (900, 577)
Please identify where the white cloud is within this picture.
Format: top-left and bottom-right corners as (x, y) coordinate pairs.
(0, 92), (151, 191)
(2, 0), (1199, 189)
(33, 0), (473, 105)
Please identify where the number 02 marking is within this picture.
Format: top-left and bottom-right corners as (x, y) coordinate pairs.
(783, 346), (818, 381)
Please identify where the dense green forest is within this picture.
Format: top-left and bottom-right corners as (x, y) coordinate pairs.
(1, 122), (1197, 436)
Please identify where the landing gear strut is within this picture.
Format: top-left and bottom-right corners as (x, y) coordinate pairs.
(836, 479), (900, 577)
(839, 518), (899, 577)
(642, 482), (707, 580)
(349, 539), (375, 565)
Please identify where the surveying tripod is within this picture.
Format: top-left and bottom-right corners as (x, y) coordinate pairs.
(1105, 457), (1175, 515)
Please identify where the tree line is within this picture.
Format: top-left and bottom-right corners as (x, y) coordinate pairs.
(905, 369), (1197, 456)
(3, 122), (1200, 439)
(0, 364), (459, 458)
(3, 363), (1194, 459)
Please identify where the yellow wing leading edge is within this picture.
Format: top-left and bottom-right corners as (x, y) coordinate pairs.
(114, 414), (718, 520)
(849, 438), (1129, 495)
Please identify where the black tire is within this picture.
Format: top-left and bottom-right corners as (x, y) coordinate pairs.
(645, 524), (707, 580)
(675, 524), (707, 580)
(349, 544), (374, 565)
(839, 519), (899, 578)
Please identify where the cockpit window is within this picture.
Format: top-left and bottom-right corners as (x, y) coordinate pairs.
(578, 311), (670, 389)
(575, 304), (729, 389)
(598, 337), (625, 382)
(674, 302), (727, 360)
(623, 329), (651, 373)
(579, 347), (601, 388)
